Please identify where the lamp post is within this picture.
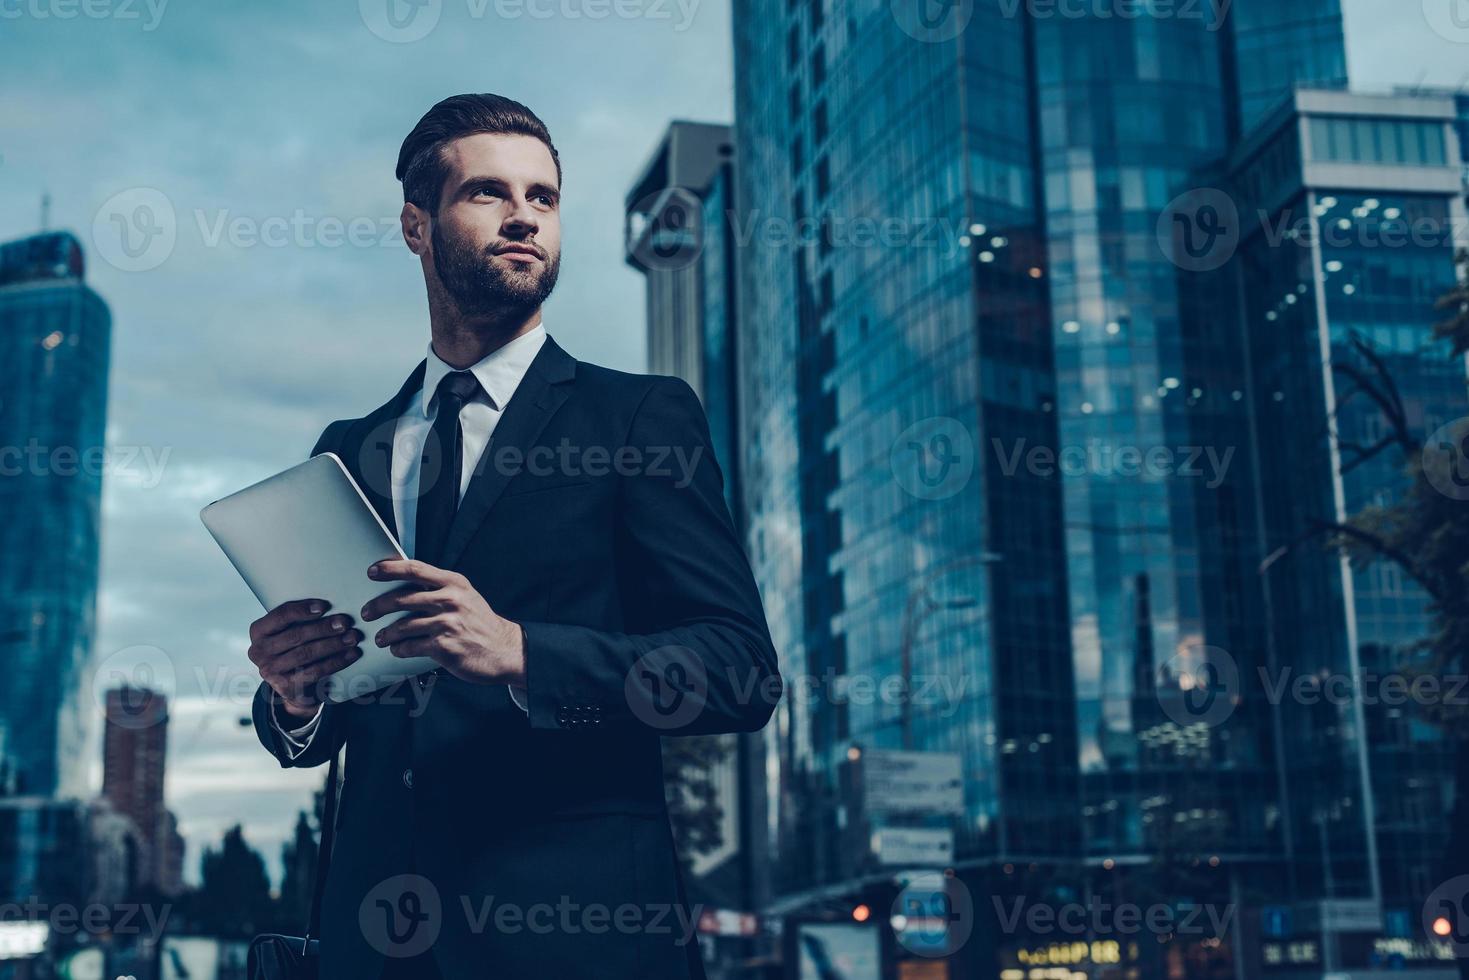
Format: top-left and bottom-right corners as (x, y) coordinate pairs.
(898, 552), (1000, 750)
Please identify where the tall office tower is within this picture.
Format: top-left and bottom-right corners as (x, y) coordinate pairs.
(101, 687), (184, 894)
(626, 121), (744, 517)
(1222, 0), (1349, 134)
(0, 231), (111, 798)
(625, 122), (766, 967)
(1189, 89), (1468, 973)
(732, 0), (1077, 947)
(732, 0), (1360, 974)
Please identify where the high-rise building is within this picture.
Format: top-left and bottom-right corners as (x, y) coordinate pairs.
(626, 121), (744, 517)
(730, 0), (1461, 974)
(0, 231), (111, 798)
(626, 122), (769, 972)
(1186, 88), (1468, 973)
(1222, 0), (1349, 133)
(101, 687), (185, 895)
(733, 0), (1079, 921)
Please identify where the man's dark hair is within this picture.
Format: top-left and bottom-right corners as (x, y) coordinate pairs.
(396, 93), (562, 214)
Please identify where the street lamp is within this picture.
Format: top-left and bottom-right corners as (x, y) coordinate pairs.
(898, 552), (1000, 750)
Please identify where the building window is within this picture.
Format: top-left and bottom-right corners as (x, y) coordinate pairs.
(1308, 116), (1448, 167)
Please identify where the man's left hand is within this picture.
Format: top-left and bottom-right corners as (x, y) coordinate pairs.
(360, 559), (526, 685)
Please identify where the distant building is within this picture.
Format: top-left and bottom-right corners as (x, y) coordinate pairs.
(102, 687), (185, 895)
(625, 121), (744, 519)
(0, 231), (111, 798)
(626, 122), (765, 975)
(0, 796), (142, 974)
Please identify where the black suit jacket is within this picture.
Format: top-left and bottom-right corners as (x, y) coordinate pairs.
(251, 335), (780, 978)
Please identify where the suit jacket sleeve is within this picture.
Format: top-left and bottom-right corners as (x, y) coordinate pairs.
(251, 419), (354, 769)
(520, 377), (782, 735)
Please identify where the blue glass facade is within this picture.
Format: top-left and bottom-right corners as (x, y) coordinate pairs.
(1225, 0), (1348, 132)
(1219, 90), (1468, 949)
(734, 0), (1080, 902)
(0, 232), (111, 798)
(733, 0), (1460, 972)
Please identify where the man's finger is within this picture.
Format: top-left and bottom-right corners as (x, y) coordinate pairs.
(259, 614), (353, 661)
(251, 597), (329, 643)
(368, 558), (457, 589)
(275, 630), (363, 675)
(287, 646), (364, 687)
(374, 614), (445, 648)
(360, 585), (450, 623)
(389, 637), (438, 661)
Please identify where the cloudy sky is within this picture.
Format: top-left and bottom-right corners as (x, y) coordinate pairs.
(0, 0), (1465, 884)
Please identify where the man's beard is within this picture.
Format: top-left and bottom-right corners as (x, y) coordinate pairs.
(430, 221), (560, 318)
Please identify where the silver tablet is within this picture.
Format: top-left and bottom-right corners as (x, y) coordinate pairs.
(200, 452), (435, 702)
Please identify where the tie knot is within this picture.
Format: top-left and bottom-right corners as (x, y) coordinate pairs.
(435, 370), (483, 410)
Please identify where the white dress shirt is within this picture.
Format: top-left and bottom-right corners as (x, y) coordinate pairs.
(273, 324), (547, 755)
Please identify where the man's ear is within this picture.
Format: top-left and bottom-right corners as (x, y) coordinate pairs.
(402, 203), (430, 256)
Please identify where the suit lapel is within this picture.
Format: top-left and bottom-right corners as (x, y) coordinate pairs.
(345, 360), (426, 545)
(439, 335), (577, 569)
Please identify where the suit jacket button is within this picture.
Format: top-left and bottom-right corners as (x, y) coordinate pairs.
(402, 768), (414, 789)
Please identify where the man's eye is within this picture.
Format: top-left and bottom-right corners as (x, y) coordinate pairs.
(475, 187), (499, 198)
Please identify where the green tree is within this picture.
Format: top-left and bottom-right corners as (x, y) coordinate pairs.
(277, 809), (319, 930)
(663, 735), (730, 871)
(193, 824), (276, 938)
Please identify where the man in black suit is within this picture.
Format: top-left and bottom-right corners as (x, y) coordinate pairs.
(245, 93), (780, 979)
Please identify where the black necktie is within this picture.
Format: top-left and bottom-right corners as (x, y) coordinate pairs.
(415, 370), (484, 567)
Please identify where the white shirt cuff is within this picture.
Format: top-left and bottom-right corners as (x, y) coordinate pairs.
(270, 702), (324, 760)
(508, 684), (529, 714)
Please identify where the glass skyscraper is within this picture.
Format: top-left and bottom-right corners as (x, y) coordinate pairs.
(0, 232), (112, 798)
(1202, 89), (1467, 973)
(732, 0), (1463, 974)
(1223, 0), (1348, 133)
(734, 0), (1075, 909)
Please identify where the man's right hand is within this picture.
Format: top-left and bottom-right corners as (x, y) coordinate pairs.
(248, 598), (364, 723)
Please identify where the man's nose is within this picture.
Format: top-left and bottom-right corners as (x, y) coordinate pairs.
(503, 198), (540, 234)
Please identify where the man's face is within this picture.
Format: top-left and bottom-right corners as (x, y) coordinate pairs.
(423, 132), (562, 316)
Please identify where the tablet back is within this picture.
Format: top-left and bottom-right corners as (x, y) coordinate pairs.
(200, 452), (434, 702)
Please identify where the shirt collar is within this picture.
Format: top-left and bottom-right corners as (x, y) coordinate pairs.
(420, 323), (547, 416)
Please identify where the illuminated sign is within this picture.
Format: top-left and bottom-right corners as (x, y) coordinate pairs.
(0, 921), (48, 960)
